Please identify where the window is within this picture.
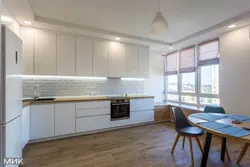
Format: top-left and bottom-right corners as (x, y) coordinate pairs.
(200, 97), (220, 105)
(181, 72), (195, 93)
(164, 40), (220, 107)
(167, 75), (178, 92)
(181, 95), (197, 104)
(200, 65), (219, 95)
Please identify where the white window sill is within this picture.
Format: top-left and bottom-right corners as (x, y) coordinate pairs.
(154, 102), (204, 112)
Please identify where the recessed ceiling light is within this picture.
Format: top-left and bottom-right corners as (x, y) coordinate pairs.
(169, 47), (174, 50)
(228, 24), (236, 29)
(115, 37), (120, 40)
(1, 15), (12, 22)
(24, 21), (32, 25)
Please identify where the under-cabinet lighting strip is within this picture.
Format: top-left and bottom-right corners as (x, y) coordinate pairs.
(21, 75), (107, 80)
(121, 78), (145, 81)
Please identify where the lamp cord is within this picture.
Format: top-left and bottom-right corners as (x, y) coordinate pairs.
(158, 0), (160, 12)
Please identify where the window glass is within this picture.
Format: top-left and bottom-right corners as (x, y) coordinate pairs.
(181, 95), (197, 104)
(167, 94), (179, 101)
(200, 97), (220, 105)
(181, 72), (195, 93)
(200, 65), (219, 94)
(167, 75), (178, 92)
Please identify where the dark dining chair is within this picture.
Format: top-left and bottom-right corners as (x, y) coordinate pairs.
(204, 106), (231, 161)
(171, 107), (204, 164)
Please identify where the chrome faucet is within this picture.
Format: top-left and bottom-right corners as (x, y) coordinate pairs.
(33, 85), (40, 99)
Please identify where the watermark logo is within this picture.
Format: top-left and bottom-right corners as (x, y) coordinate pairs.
(4, 158), (23, 165)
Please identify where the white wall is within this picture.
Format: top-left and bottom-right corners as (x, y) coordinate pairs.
(0, 3), (20, 36)
(220, 26), (250, 116)
(144, 51), (164, 102)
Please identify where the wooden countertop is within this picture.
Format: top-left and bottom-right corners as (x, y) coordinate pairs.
(22, 95), (154, 108)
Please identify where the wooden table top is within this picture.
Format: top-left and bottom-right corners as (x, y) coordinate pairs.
(188, 113), (250, 143)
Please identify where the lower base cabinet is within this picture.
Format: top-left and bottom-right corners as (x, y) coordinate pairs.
(131, 110), (154, 124)
(22, 106), (30, 148)
(110, 119), (132, 127)
(55, 103), (76, 136)
(30, 104), (55, 140)
(76, 115), (110, 133)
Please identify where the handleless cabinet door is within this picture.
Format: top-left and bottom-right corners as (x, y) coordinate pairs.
(93, 39), (109, 77)
(30, 104), (55, 140)
(126, 44), (139, 77)
(20, 26), (34, 75)
(76, 36), (93, 76)
(109, 42), (126, 77)
(139, 46), (149, 78)
(35, 29), (57, 75)
(57, 34), (76, 76)
(55, 103), (76, 136)
(22, 106), (30, 148)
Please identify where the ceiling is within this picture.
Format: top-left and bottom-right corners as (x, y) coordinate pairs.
(3, 0), (250, 52)
(27, 0), (250, 42)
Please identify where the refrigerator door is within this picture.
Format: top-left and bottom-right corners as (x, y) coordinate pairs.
(2, 26), (22, 123)
(5, 116), (22, 167)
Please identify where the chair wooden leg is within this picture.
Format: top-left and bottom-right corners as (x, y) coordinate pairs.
(188, 137), (194, 164)
(225, 145), (231, 162)
(182, 136), (185, 148)
(236, 143), (249, 165)
(171, 134), (180, 154)
(195, 137), (203, 153)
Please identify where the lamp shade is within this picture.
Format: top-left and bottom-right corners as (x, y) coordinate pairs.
(150, 12), (168, 34)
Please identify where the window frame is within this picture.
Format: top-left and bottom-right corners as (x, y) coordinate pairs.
(164, 39), (220, 107)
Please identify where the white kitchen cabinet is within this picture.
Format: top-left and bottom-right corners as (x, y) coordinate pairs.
(126, 44), (139, 78)
(20, 26), (34, 75)
(109, 42), (126, 77)
(76, 36), (93, 76)
(110, 119), (132, 127)
(138, 46), (150, 78)
(130, 98), (154, 111)
(93, 39), (109, 77)
(131, 110), (154, 124)
(35, 29), (57, 75)
(57, 34), (76, 76)
(22, 106), (30, 148)
(76, 115), (110, 133)
(5, 116), (22, 164)
(30, 104), (55, 140)
(76, 101), (110, 110)
(55, 103), (76, 136)
(76, 108), (110, 118)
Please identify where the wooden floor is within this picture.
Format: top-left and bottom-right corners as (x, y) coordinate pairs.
(23, 123), (250, 167)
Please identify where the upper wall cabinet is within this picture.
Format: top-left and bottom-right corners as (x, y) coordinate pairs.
(20, 26), (150, 78)
(139, 46), (150, 78)
(35, 29), (57, 75)
(20, 27), (34, 75)
(126, 44), (139, 78)
(93, 39), (109, 77)
(57, 34), (76, 76)
(76, 36), (93, 76)
(109, 42), (126, 77)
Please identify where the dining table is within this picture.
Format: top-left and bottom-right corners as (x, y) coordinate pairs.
(188, 113), (250, 167)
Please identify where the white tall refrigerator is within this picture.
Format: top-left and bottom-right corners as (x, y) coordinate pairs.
(0, 25), (22, 167)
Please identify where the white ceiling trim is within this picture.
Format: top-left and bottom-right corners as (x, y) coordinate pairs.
(172, 10), (250, 45)
(35, 16), (171, 46)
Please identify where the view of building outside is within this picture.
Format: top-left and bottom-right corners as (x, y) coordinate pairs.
(181, 95), (197, 104)
(167, 94), (179, 101)
(200, 64), (219, 105)
(181, 72), (195, 93)
(167, 75), (178, 92)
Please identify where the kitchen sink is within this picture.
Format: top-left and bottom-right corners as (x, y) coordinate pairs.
(22, 97), (56, 102)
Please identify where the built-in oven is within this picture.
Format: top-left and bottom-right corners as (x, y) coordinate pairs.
(110, 99), (130, 121)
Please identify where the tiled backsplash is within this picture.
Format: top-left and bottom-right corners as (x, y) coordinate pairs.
(22, 77), (144, 97)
